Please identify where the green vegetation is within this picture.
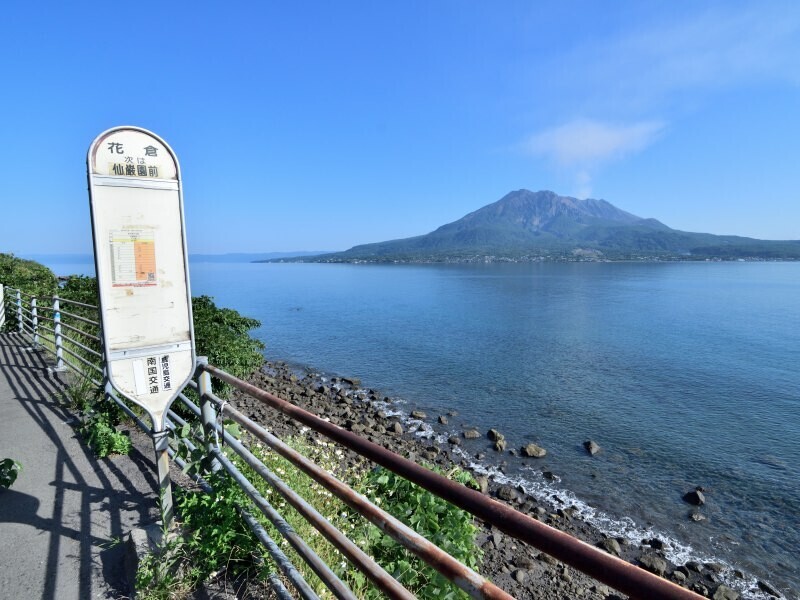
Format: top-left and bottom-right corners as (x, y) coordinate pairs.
(66, 377), (132, 458)
(0, 253), (58, 331)
(138, 432), (482, 599)
(350, 466), (481, 599)
(0, 458), (22, 489)
(191, 295), (265, 398)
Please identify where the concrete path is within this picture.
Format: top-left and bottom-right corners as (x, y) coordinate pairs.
(0, 333), (160, 599)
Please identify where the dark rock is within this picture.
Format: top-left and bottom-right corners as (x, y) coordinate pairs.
(639, 554), (668, 577)
(590, 585), (613, 597)
(647, 537), (665, 550)
(410, 410), (427, 420)
(705, 562), (724, 574)
(712, 584), (739, 600)
(538, 553), (558, 566)
(493, 439), (507, 452)
(685, 561), (703, 573)
(463, 428), (481, 439)
(684, 489), (706, 505)
(521, 443), (547, 458)
(542, 470), (556, 480)
(497, 485), (518, 502)
(447, 435), (461, 446)
(488, 428), (504, 441)
(438, 415), (448, 425)
(491, 529), (503, 547)
(583, 440), (601, 455)
(673, 571), (687, 583)
(757, 580), (780, 597)
(514, 556), (534, 569)
(598, 538), (621, 556)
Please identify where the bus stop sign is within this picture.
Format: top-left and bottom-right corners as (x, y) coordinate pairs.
(87, 126), (195, 429)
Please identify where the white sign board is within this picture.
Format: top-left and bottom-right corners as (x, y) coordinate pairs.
(87, 126), (195, 428)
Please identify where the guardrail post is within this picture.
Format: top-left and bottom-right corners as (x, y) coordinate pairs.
(0, 284), (5, 330)
(52, 296), (66, 372)
(197, 356), (220, 472)
(16, 289), (22, 333)
(31, 297), (39, 348)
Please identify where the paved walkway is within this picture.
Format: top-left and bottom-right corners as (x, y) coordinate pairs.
(0, 333), (160, 599)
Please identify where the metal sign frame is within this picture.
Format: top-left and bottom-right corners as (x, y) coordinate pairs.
(87, 126), (196, 525)
(87, 126), (196, 429)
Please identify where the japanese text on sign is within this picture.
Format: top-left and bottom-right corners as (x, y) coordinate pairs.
(133, 355), (173, 395)
(106, 141), (163, 178)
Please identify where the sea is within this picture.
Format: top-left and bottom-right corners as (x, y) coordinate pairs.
(41, 257), (800, 598)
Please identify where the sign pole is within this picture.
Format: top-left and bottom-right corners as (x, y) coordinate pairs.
(87, 126), (196, 530)
(151, 414), (174, 526)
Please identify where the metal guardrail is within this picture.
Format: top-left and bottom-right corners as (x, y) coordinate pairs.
(0, 283), (703, 600)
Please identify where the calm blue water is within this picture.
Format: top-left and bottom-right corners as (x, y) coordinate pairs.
(47, 259), (799, 596)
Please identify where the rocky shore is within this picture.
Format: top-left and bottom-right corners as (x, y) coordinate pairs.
(224, 360), (781, 600)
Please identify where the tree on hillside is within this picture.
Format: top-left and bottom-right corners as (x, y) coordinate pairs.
(0, 254), (58, 331)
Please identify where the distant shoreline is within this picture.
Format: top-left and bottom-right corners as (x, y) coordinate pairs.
(261, 255), (800, 265)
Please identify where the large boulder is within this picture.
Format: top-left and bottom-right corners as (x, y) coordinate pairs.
(497, 485), (518, 502)
(684, 489), (706, 505)
(583, 440), (601, 455)
(488, 428), (504, 441)
(712, 584), (739, 600)
(521, 443), (547, 458)
(598, 538), (621, 556)
(639, 554), (667, 577)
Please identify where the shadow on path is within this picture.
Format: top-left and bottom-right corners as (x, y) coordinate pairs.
(0, 333), (159, 599)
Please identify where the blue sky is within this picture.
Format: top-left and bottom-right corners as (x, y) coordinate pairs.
(1, 1), (799, 255)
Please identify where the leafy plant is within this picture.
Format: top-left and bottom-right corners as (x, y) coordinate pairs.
(0, 458), (21, 489)
(135, 538), (191, 600)
(68, 377), (131, 458)
(191, 295), (265, 398)
(174, 469), (267, 584)
(349, 466), (482, 599)
(81, 416), (132, 457)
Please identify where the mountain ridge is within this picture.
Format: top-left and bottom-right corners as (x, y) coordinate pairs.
(265, 190), (800, 263)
